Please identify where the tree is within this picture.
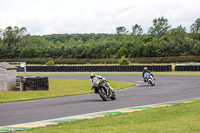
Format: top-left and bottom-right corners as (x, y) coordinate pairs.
(2, 26), (27, 46)
(131, 24), (143, 35)
(116, 46), (128, 58)
(190, 18), (200, 40)
(158, 25), (189, 56)
(67, 38), (76, 46)
(19, 47), (39, 58)
(0, 28), (2, 39)
(148, 17), (171, 36)
(116, 26), (128, 34)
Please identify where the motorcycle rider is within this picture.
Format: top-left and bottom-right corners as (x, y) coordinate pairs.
(142, 67), (154, 82)
(90, 72), (115, 93)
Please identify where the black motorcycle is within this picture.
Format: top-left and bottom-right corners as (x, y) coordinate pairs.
(92, 78), (116, 101)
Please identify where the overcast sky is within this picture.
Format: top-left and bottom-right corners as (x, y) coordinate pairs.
(0, 0), (199, 35)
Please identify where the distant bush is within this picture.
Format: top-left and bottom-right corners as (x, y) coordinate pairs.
(118, 56), (130, 65)
(45, 60), (55, 66)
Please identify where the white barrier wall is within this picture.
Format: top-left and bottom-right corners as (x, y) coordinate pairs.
(0, 64), (16, 91)
(0, 67), (7, 91)
(7, 69), (17, 91)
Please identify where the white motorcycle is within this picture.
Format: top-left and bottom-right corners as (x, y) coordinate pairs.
(144, 73), (155, 86)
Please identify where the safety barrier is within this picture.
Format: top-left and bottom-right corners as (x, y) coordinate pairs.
(175, 65), (200, 71)
(23, 77), (49, 91)
(16, 76), (21, 89)
(16, 76), (49, 91)
(17, 65), (172, 72)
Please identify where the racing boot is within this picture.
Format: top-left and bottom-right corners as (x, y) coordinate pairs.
(109, 86), (115, 93)
(91, 87), (97, 94)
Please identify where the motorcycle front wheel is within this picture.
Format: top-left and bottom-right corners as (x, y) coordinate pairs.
(110, 92), (116, 100)
(98, 87), (109, 101)
(151, 79), (155, 86)
(150, 76), (155, 86)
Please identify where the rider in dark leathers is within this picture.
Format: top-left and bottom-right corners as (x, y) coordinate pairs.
(142, 67), (154, 82)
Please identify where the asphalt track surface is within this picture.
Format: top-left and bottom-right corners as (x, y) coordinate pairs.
(0, 75), (200, 126)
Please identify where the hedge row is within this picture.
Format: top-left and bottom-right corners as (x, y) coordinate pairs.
(128, 56), (200, 63)
(0, 58), (118, 64)
(1, 56), (200, 64)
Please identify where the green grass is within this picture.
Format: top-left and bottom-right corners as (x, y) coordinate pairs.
(0, 79), (135, 103)
(17, 72), (200, 76)
(22, 101), (200, 133)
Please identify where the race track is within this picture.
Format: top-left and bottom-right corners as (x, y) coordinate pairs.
(0, 75), (200, 126)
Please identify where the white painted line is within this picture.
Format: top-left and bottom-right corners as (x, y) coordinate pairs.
(136, 81), (143, 83)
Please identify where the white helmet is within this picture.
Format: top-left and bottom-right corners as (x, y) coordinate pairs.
(144, 67), (148, 70)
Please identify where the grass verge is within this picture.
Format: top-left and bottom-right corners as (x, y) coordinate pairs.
(23, 101), (200, 133)
(17, 72), (200, 76)
(0, 79), (135, 103)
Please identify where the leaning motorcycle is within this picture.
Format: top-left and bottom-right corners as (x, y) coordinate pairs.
(92, 78), (116, 101)
(144, 73), (155, 86)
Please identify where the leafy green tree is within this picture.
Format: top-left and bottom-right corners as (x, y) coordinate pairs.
(158, 25), (190, 56)
(190, 18), (200, 40)
(67, 38), (76, 46)
(143, 42), (160, 57)
(2, 26), (27, 46)
(190, 41), (200, 55)
(19, 47), (39, 58)
(0, 28), (2, 41)
(116, 46), (128, 58)
(1, 20), (200, 60)
(116, 26), (128, 34)
(0, 26), (27, 58)
(131, 24), (143, 35)
(148, 17), (171, 36)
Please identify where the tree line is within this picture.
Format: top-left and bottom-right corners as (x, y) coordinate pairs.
(0, 17), (200, 59)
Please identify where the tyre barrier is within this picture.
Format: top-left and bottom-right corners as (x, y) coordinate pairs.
(17, 65), (172, 72)
(16, 76), (21, 89)
(175, 65), (200, 71)
(16, 76), (49, 91)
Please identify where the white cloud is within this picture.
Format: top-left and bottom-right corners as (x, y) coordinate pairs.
(0, 0), (200, 35)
